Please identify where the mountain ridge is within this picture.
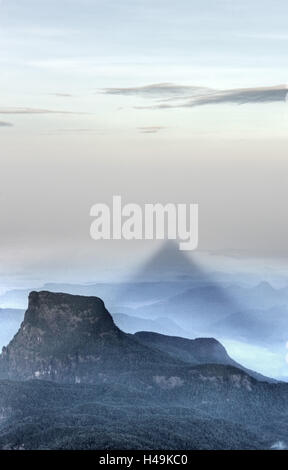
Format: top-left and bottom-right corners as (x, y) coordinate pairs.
(134, 331), (276, 382)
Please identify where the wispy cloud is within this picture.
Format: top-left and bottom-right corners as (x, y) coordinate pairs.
(0, 121), (13, 127)
(101, 83), (212, 99)
(113, 84), (288, 109)
(101, 83), (288, 110)
(177, 85), (288, 108)
(0, 107), (87, 115)
(176, 85), (287, 108)
(138, 126), (166, 134)
(48, 93), (74, 98)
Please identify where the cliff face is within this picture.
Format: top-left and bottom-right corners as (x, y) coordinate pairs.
(0, 291), (127, 383)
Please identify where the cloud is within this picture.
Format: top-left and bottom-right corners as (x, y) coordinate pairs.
(270, 441), (287, 450)
(102, 83), (288, 109)
(0, 121), (13, 127)
(180, 84), (288, 108)
(138, 126), (166, 134)
(49, 93), (74, 98)
(0, 107), (87, 115)
(101, 83), (211, 99)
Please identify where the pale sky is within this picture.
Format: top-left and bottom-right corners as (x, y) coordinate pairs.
(0, 0), (288, 288)
(0, 0), (287, 138)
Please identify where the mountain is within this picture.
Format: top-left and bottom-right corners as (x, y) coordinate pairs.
(0, 290), (287, 449)
(0, 291), (189, 384)
(130, 281), (288, 341)
(135, 331), (246, 366)
(211, 305), (288, 346)
(133, 284), (239, 332)
(134, 331), (276, 382)
(0, 376), (277, 450)
(0, 290), (274, 385)
(0, 362), (286, 449)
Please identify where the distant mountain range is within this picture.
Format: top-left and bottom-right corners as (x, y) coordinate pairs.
(2, 280), (288, 345)
(211, 304), (288, 344)
(113, 312), (189, 337)
(0, 308), (24, 349)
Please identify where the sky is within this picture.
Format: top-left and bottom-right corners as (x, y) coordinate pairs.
(0, 0), (288, 288)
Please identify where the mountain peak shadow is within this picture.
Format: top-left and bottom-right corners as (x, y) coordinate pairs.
(114, 241), (243, 336)
(128, 241), (205, 282)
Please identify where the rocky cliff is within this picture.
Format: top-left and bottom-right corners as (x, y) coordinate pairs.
(0, 291), (149, 383)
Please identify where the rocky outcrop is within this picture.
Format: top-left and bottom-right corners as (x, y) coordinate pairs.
(0, 291), (131, 383)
